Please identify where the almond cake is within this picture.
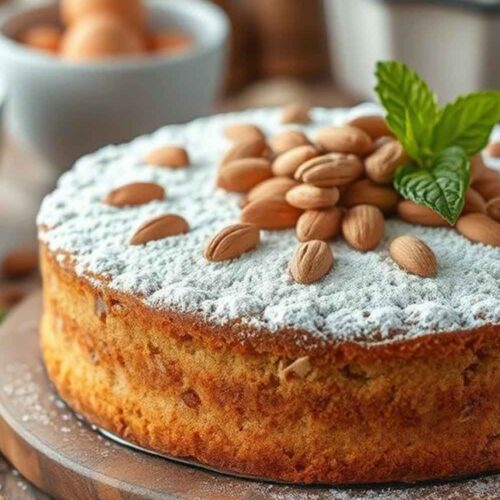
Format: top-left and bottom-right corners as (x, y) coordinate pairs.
(37, 104), (500, 484)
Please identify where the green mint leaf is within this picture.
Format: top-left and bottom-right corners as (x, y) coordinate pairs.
(375, 61), (440, 165)
(432, 91), (500, 156)
(394, 146), (470, 225)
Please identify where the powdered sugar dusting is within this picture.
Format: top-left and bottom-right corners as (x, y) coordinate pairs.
(37, 105), (500, 344)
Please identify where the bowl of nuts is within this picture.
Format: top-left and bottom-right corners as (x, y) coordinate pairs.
(0, 0), (228, 169)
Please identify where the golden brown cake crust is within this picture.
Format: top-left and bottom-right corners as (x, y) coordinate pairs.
(40, 246), (500, 484)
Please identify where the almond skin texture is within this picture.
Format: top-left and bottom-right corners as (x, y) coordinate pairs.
(204, 223), (260, 261)
(294, 153), (364, 187)
(103, 182), (165, 207)
(281, 103), (311, 124)
(373, 136), (396, 149)
(296, 207), (342, 242)
(130, 214), (189, 245)
(342, 205), (385, 251)
(397, 200), (449, 227)
(247, 177), (299, 203)
(486, 197), (500, 222)
(289, 240), (333, 284)
(340, 179), (400, 214)
(365, 141), (409, 184)
(220, 138), (268, 166)
(145, 146), (189, 168)
(270, 130), (310, 155)
(462, 188), (486, 214)
(456, 213), (500, 247)
(217, 158), (272, 193)
(272, 145), (319, 177)
(347, 115), (391, 140)
(224, 123), (265, 143)
(471, 154), (499, 183)
(315, 125), (373, 155)
(472, 179), (500, 201)
(286, 184), (340, 210)
(241, 197), (302, 229)
(487, 141), (500, 158)
(389, 236), (437, 278)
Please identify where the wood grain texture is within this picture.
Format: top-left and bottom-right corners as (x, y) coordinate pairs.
(0, 293), (499, 500)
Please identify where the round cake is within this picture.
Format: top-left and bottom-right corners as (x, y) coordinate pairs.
(37, 104), (500, 485)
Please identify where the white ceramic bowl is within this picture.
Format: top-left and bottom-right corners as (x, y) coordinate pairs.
(0, 0), (229, 169)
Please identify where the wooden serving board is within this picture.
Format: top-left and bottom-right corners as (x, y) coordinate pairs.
(0, 293), (499, 500)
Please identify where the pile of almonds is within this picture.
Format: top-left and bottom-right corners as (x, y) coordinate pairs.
(101, 104), (500, 286)
(18, 0), (193, 61)
(206, 104), (500, 284)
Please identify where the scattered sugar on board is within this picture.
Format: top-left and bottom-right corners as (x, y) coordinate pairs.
(37, 104), (500, 345)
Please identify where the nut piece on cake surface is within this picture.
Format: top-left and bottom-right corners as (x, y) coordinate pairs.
(281, 103), (311, 125)
(272, 145), (319, 178)
(294, 153), (364, 187)
(204, 223), (260, 262)
(456, 213), (500, 247)
(217, 158), (272, 193)
(314, 125), (373, 155)
(389, 235), (438, 278)
(290, 240), (334, 284)
(286, 184), (340, 210)
(145, 145), (190, 168)
(103, 182), (166, 207)
(241, 197), (302, 229)
(224, 123), (265, 143)
(342, 205), (385, 251)
(296, 207), (343, 242)
(130, 214), (189, 245)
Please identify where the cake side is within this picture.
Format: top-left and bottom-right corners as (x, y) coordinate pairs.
(41, 246), (500, 484)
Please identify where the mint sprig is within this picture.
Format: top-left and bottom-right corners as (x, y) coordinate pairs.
(395, 147), (470, 225)
(375, 61), (500, 224)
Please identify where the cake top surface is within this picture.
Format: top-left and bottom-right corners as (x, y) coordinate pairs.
(37, 104), (500, 346)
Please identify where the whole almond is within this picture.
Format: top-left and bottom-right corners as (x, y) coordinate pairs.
(487, 141), (500, 158)
(272, 145), (319, 177)
(397, 200), (449, 227)
(217, 158), (272, 192)
(204, 223), (260, 261)
(130, 214), (189, 245)
(389, 236), (437, 277)
(281, 103), (311, 124)
(340, 179), (400, 214)
(270, 130), (310, 155)
(145, 146), (189, 168)
(220, 138), (268, 166)
(456, 213), (500, 247)
(290, 240), (333, 284)
(294, 152), (363, 187)
(486, 197), (500, 222)
(224, 123), (265, 143)
(347, 115), (391, 139)
(315, 125), (373, 155)
(296, 207), (342, 242)
(342, 205), (385, 251)
(374, 136), (396, 149)
(472, 179), (500, 201)
(471, 155), (499, 183)
(462, 188), (486, 214)
(365, 141), (409, 184)
(2, 248), (38, 279)
(103, 182), (166, 207)
(241, 197), (302, 229)
(247, 177), (299, 203)
(286, 184), (340, 210)
(279, 356), (312, 381)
